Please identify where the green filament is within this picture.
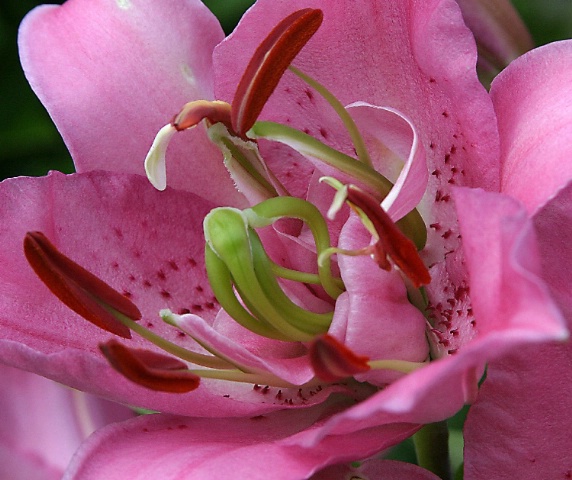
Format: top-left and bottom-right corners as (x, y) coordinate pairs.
(289, 65), (372, 166)
(248, 121), (394, 197)
(110, 310), (231, 370)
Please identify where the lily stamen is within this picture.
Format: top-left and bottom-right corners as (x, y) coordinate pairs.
(145, 9), (323, 195)
(310, 335), (427, 382)
(100, 340), (200, 393)
(24, 231), (140, 339)
(321, 179), (431, 288)
(171, 100), (233, 132)
(231, 8), (323, 135)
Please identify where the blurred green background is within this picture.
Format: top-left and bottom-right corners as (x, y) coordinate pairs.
(1, 0), (571, 181)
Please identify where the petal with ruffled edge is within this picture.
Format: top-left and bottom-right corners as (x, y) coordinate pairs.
(214, 0), (499, 205)
(346, 102), (427, 221)
(0, 364), (134, 480)
(455, 188), (566, 341)
(63, 405), (437, 480)
(18, 0), (245, 206)
(463, 182), (572, 479)
(492, 40), (572, 214)
(289, 187), (566, 453)
(0, 171), (310, 417)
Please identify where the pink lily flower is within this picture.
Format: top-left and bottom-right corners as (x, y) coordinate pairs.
(0, 364), (134, 480)
(2, 0), (569, 477)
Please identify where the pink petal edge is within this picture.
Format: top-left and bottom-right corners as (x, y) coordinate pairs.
(18, 0), (244, 206)
(492, 40), (572, 214)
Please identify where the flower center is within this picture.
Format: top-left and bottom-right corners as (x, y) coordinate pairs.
(25, 9), (433, 396)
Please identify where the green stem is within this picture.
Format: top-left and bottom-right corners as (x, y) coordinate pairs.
(413, 421), (452, 480)
(114, 312), (231, 369)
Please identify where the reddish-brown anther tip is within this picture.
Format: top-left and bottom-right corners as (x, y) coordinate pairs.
(171, 100), (233, 132)
(24, 231), (140, 338)
(231, 8), (323, 135)
(100, 340), (200, 393)
(346, 187), (431, 288)
(310, 334), (370, 382)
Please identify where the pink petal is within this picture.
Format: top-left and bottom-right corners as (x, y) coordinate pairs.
(63, 406), (331, 479)
(464, 182), (572, 479)
(313, 459), (441, 479)
(491, 40), (572, 214)
(454, 187), (566, 342)
(19, 0), (244, 206)
(463, 343), (572, 479)
(0, 364), (133, 480)
(293, 187), (566, 442)
(329, 214), (429, 386)
(346, 102), (428, 221)
(533, 182), (572, 323)
(0, 171), (286, 416)
(214, 0), (499, 197)
(62, 404), (421, 479)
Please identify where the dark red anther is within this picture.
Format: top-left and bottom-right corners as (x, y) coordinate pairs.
(309, 334), (370, 382)
(231, 8), (323, 135)
(24, 231), (140, 338)
(346, 187), (431, 288)
(100, 340), (200, 393)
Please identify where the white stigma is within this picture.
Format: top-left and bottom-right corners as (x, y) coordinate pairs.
(144, 124), (176, 191)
